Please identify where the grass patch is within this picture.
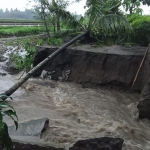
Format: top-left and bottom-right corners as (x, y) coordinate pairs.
(0, 18), (42, 23)
(0, 26), (47, 37)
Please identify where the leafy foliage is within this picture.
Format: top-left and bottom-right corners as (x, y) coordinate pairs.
(0, 26), (46, 37)
(47, 37), (62, 46)
(140, 0), (150, 5)
(0, 94), (18, 150)
(122, 0), (142, 14)
(46, 0), (132, 45)
(34, 0), (71, 35)
(128, 14), (150, 46)
(10, 36), (43, 72)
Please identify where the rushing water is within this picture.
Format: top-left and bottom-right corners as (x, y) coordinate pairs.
(1, 43), (150, 150)
(1, 75), (150, 150)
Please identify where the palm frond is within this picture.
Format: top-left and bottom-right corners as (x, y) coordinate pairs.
(45, 1), (85, 30)
(54, 29), (82, 37)
(97, 14), (132, 36)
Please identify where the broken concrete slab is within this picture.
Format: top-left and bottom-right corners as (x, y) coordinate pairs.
(8, 118), (49, 137)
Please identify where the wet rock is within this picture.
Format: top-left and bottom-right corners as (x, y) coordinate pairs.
(33, 47), (49, 77)
(140, 83), (150, 100)
(40, 70), (51, 79)
(4, 60), (20, 74)
(0, 72), (7, 76)
(70, 137), (124, 150)
(138, 83), (150, 119)
(0, 56), (7, 62)
(40, 69), (71, 82)
(137, 99), (150, 119)
(8, 118), (49, 137)
(1, 142), (63, 150)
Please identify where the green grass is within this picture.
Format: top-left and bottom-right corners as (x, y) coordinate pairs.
(0, 26), (47, 37)
(0, 18), (42, 23)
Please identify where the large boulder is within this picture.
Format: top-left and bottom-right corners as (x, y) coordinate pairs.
(70, 137), (124, 150)
(137, 83), (150, 119)
(137, 99), (150, 119)
(1, 142), (63, 150)
(140, 83), (150, 100)
(4, 60), (20, 74)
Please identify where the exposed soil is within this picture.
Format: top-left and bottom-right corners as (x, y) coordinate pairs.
(34, 44), (146, 92)
(42, 44), (146, 55)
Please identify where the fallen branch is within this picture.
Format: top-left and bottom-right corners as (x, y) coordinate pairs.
(2, 30), (88, 100)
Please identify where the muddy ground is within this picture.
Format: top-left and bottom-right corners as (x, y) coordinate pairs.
(41, 44), (146, 55)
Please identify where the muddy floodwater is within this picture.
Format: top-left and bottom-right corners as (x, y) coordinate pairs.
(1, 74), (150, 150)
(0, 41), (150, 150)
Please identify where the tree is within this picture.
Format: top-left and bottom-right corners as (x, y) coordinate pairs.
(122, 0), (142, 14)
(34, 0), (70, 34)
(2, 0), (132, 99)
(122, 0), (150, 14)
(140, 0), (150, 5)
(34, 1), (51, 37)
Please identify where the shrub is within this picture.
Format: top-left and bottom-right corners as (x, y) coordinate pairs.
(10, 36), (43, 72)
(47, 38), (63, 46)
(0, 94), (18, 150)
(128, 15), (150, 46)
(0, 26), (46, 37)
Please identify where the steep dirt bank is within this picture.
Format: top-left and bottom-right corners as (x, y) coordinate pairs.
(33, 45), (146, 92)
(0, 42), (149, 150)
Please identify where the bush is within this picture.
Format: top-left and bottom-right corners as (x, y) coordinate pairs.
(0, 26), (46, 37)
(10, 36), (43, 72)
(0, 94), (18, 150)
(47, 38), (63, 46)
(128, 15), (150, 46)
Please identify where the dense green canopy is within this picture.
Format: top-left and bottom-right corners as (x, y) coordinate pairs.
(141, 0), (150, 5)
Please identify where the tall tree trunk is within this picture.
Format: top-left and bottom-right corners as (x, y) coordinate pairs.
(41, 5), (51, 38)
(56, 16), (60, 31)
(53, 16), (56, 34)
(2, 30), (88, 100)
(129, 5), (133, 14)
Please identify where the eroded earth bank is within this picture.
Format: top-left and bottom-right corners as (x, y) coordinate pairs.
(0, 42), (150, 150)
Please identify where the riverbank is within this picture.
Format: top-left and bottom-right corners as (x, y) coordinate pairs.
(33, 45), (147, 92)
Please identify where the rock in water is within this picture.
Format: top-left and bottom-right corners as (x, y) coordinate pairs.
(70, 137), (124, 150)
(137, 99), (150, 119)
(5, 60), (19, 74)
(141, 83), (150, 100)
(137, 83), (150, 119)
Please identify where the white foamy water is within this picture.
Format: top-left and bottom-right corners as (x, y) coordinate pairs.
(1, 75), (150, 150)
(3, 45), (26, 58)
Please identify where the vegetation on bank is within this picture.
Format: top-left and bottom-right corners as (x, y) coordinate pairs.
(0, 26), (46, 37)
(33, 0), (150, 47)
(127, 15), (150, 46)
(0, 19), (41, 23)
(0, 95), (18, 150)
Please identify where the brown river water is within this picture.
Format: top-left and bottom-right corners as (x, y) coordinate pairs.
(1, 74), (150, 150)
(0, 43), (150, 150)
